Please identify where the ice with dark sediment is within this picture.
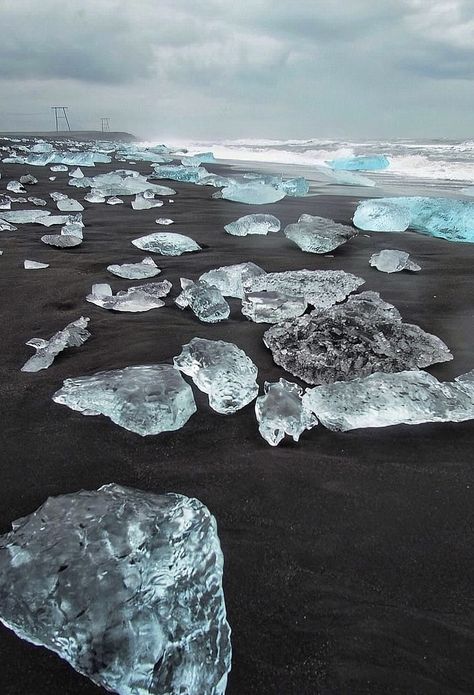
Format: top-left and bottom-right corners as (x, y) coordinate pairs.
(86, 281), (171, 312)
(175, 278), (230, 323)
(0, 484), (231, 693)
(242, 291), (307, 323)
(200, 262), (266, 298)
(255, 379), (318, 446)
(132, 232), (201, 256)
(370, 249), (421, 273)
(174, 337), (259, 414)
(243, 269), (364, 308)
(263, 291), (453, 385)
(151, 164), (208, 183)
(57, 198), (84, 212)
(0, 209), (49, 224)
(53, 366), (197, 436)
(224, 214), (280, 236)
(303, 370), (474, 431)
(24, 260), (49, 269)
(327, 154), (390, 171)
(107, 257), (161, 280)
(21, 317), (90, 372)
(214, 182), (286, 204)
(19, 174), (38, 185)
(284, 214), (357, 253)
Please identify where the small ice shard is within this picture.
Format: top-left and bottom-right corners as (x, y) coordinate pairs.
(50, 164), (68, 171)
(255, 378), (317, 446)
(53, 367), (197, 436)
(61, 222), (84, 239)
(49, 176), (56, 181)
(24, 260), (49, 269)
(168, 199), (174, 203)
(200, 262), (266, 299)
(69, 167), (84, 178)
(303, 369), (474, 431)
(107, 257), (161, 280)
(216, 182), (286, 205)
(19, 174), (38, 185)
(243, 269), (364, 309)
(174, 337), (259, 414)
(84, 189), (106, 203)
(175, 278), (230, 323)
(86, 281), (171, 312)
(6, 181), (26, 194)
(0, 220), (17, 231)
(263, 291), (453, 385)
(0, 194), (11, 209)
(242, 291), (307, 323)
(41, 234), (82, 248)
(0, 209), (50, 223)
(131, 193), (164, 210)
(57, 198), (84, 212)
(284, 214), (357, 254)
(132, 232), (201, 256)
(327, 154), (390, 171)
(224, 214), (280, 236)
(353, 199), (411, 232)
(281, 177), (310, 197)
(21, 317), (90, 372)
(369, 249), (421, 273)
(107, 196), (124, 205)
(0, 484), (231, 693)
(27, 197), (47, 206)
(50, 191), (68, 202)
(155, 217), (174, 225)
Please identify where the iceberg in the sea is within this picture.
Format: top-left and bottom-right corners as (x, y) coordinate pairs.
(0, 484), (231, 693)
(255, 379), (317, 446)
(200, 262), (266, 298)
(24, 260), (49, 269)
(107, 257), (161, 280)
(284, 214), (357, 254)
(86, 281), (171, 312)
(215, 182), (286, 205)
(175, 278), (230, 323)
(242, 291), (307, 323)
(369, 249), (421, 273)
(174, 337), (258, 414)
(263, 291), (452, 385)
(243, 269), (364, 308)
(53, 366), (196, 435)
(354, 196), (474, 242)
(224, 214), (280, 236)
(132, 232), (201, 256)
(327, 154), (389, 171)
(21, 317), (90, 372)
(303, 370), (474, 431)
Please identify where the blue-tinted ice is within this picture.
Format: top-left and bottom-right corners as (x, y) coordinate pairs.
(175, 278), (230, 323)
(327, 154), (389, 171)
(224, 214), (280, 236)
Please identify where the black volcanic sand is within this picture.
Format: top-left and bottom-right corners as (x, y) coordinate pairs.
(1, 158), (474, 695)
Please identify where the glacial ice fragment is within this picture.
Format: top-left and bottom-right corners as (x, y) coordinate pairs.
(180, 152), (216, 166)
(263, 291), (453, 385)
(242, 291), (307, 323)
(21, 317), (90, 372)
(216, 182), (286, 205)
(84, 190), (106, 203)
(57, 198), (84, 212)
(27, 197), (47, 206)
(6, 181), (26, 193)
(369, 249), (420, 273)
(0, 209), (49, 224)
(50, 191), (68, 201)
(86, 281), (171, 312)
(107, 257), (161, 280)
(200, 262), (266, 298)
(155, 218), (174, 225)
(303, 370), (474, 431)
(0, 194), (10, 209)
(284, 214), (357, 253)
(132, 232), (201, 256)
(0, 221), (17, 231)
(255, 379), (317, 446)
(19, 174), (38, 185)
(281, 177), (310, 196)
(69, 171), (175, 197)
(327, 154), (390, 171)
(107, 196), (124, 205)
(131, 193), (164, 210)
(41, 233), (82, 248)
(69, 167), (84, 178)
(224, 214), (280, 236)
(50, 165), (68, 171)
(24, 260), (49, 269)
(151, 165), (208, 183)
(175, 278), (230, 323)
(243, 269), (364, 308)
(174, 337), (258, 414)
(353, 199), (411, 232)
(38, 213), (83, 227)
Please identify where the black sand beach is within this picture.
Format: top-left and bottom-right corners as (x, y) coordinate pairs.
(1, 157), (474, 694)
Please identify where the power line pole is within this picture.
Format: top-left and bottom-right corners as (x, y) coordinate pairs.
(101, 117), (110, 133)
(51, 106), (71, 132)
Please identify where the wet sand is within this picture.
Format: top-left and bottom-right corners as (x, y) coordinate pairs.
(1, 158), (474, 694)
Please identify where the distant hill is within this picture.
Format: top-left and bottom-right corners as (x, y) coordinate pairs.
(0, 130), (137, 142)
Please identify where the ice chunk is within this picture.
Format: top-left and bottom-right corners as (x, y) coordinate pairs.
(50, 164), (68, 172)
(107, 257), (161, 280)
(32, 141), (53, 153)
(107, 196), (123, 205)
(151, 164), (208, 183)
(197, 173), (236, 188)
(327, 154), (390, 171)
(7, 181), (26, 194)
(255, 379), (317, 446)
(69, 171), (175, 197)
(86, 281), (171, 312)
(281, 177), (310, 196)
(353, 199), (411, 232)
(132, 232), (201, 256)
(370, 249), (421, 273)
(180, 152), (216, 166)
(0, 209), (51, 223)
(27, 197), (47, 206)
(303, 369), (474, 431)
(216, 182), (286, 204)
(24, 260), (49, 269)
(38, 213), (83, 227)
(284, 214), (357, 254)
(0, 484), (230, 693)
(242, 291), (307, 323)
(57, 198), (84, 212)
(315, 166), (376, 187)
(200, 262), (266, 299)
(224, 214), (280, 236)
(175, 278), (230, 323)
(69, 167), (84, 178)
(155, 217), (174, 225)
(19, 174), (38, 185)
(0, 221), (17, 231)
(131, 193), (164, 210)
(41, 234), (82, 248)
(21, 317), (90, 372)
(243, 269), (364, 308)
(84, 189), (106, 203)
(174, 337), (258, 414)
(61, 222), (84, 239)
(50, 191), (68, 201)
(0, 194), (11, 209)
(53, 366), (196, 436)
(263, 291), (453, 385)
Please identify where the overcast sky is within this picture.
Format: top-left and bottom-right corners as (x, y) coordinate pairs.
(1, 0), (473, 141)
